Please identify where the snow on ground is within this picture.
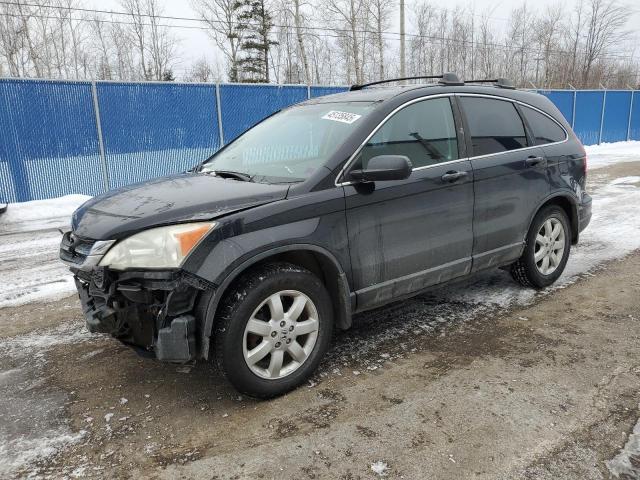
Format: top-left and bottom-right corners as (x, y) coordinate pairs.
(0, 322), (96, 479)
(0, 195), (90, 308)
(0, 322), (93, 360)
(585, 141), (640, 170)
(607, 411), (640, 479)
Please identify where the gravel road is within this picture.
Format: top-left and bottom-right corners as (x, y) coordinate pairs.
(1, 162), (639, 479)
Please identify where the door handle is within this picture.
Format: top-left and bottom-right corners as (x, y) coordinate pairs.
(525, 156), (546, 167)
(441, 170), (468, 183)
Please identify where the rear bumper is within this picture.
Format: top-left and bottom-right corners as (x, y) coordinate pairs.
(578, 193), (592, 233)
(74, 267), (211, 362)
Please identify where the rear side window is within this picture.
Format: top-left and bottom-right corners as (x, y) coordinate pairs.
(520, 106), (566, 145)
(460, 97), (528, 156)
(357, 97), (459, 169)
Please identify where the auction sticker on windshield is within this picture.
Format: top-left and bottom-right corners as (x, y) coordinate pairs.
(321, 111), (362, 124)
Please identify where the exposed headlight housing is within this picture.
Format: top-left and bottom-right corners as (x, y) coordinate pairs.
(99, 222), (216, 270)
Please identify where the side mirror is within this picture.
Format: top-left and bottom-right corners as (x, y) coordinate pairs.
(349, 155), (413, 182)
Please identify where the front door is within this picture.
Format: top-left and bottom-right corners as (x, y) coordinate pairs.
(341, 96), (475, 310)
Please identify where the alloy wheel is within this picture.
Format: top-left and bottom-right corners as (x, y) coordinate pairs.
(534, 217), (566, 275)
(242, 290), (319, 380)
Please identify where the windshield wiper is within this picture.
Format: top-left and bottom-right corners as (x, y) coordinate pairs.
(207, 170), (254, 182)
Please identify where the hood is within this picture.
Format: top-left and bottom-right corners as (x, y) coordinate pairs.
(72, 173), (289, 240)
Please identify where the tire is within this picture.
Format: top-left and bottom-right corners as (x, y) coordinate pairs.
(510, 205), (571, 289)
(213, 262), (333, 399)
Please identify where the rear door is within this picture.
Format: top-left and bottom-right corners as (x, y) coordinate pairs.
(342, 96), (474, 310)
(457, 95), (550, 271)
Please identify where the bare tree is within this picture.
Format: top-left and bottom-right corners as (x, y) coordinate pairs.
(581, 0), (630, 86)
(475, 13), (499, 80)
(408, 2), (437, 76)
(506, 4), (535, 86)
(184, 56), (221, 82)
(120, 0), (149, 79)
(146, 0), (178, 80)
(191, 0), (243, 82)
(325, 0), (368, 84)
(534, 4), (564, 87)
(292, 0), (311, 84)
(368, 0), (392, 79)
(118, 0), (178, 81)
(0, 2), (27, 76)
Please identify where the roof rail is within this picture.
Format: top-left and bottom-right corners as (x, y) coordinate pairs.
(350, 72), (463, 91)
(464, 77), (516, 89)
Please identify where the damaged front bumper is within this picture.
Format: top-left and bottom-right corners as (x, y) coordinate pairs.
(61, 231), (213, 362)
(72, 264), (212, 363)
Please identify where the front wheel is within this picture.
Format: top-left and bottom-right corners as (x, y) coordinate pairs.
(511, 205), (571, 289)
(213, 262), (333, 398)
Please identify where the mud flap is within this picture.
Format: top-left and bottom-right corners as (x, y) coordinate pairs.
(155, 315), (196, 363)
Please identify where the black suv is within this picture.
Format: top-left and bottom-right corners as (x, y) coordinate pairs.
(61, 74), (592, 398)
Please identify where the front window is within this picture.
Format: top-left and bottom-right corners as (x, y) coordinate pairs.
(201, 102), (375, 182)
(354, 97), (460, 170)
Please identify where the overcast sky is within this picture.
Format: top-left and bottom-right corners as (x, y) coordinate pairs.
(86, 0), (640, 77)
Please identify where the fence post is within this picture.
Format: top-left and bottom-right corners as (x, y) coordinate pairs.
(627, 90), (635, 142)
(215, 83), (225, 147)
(571, 90), (577, 129)
(598, 90), (607, 145)
(91, 81), (109, 192)
(307, 85), (311, 100)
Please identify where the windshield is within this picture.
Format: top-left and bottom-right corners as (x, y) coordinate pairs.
(201, 102), (375, 182)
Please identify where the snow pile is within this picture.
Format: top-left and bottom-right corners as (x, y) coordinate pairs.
(607, 414), (640, 479)
(562, 178), (640, 280)
(370, 461), (389, 476)
(0, 194), (90, 233)
(585, 141), (640, 170)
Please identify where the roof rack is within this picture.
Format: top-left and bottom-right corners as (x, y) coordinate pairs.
(464, 77), (516, 89)
(350, 72), (464, 91)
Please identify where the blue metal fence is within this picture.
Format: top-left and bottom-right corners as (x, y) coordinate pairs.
(0, 78), (638, 203)
(0, 79), (105, 202)
(537, 89), (639, 144)
(96, 82), (221, 189)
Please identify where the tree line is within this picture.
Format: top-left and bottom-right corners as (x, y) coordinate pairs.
(0, 0), (637, 88)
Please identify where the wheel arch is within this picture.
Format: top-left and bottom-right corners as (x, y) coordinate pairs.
(196, 244), (353, 360)
(528, 193), (580, 245)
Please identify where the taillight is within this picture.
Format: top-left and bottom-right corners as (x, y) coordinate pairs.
(579, 143), (587, 178)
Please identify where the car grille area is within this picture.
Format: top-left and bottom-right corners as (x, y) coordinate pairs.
(60, 231), (96, 267)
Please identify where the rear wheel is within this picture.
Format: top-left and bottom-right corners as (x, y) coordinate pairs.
(213, 262), (333, 398)
(511, 205), (571, 289)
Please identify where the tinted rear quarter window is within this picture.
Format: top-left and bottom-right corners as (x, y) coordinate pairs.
(520, 106), (567, 145)
(460, 97), (528, 156)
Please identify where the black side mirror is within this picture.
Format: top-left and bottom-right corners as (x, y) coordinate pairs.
(349, 155), (413, 182)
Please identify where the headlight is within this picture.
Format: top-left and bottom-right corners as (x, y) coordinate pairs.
(99, 222), (216, 270)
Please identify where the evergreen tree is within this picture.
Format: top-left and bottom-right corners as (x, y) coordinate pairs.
(162, 69), (175, 81)
(234, 0), (277, 83)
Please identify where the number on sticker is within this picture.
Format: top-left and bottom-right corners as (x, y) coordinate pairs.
(321, 111), (362, 124)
